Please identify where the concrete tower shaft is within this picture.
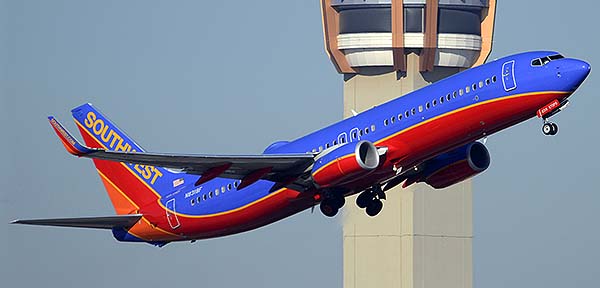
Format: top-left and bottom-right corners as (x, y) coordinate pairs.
(320, 1), (497, 288)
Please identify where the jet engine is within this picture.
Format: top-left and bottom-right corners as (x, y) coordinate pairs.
(312, 140), (381, 187)
(411, 142), (490, 189)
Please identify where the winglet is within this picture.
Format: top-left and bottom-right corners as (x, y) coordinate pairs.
(48, 116), (96, 156)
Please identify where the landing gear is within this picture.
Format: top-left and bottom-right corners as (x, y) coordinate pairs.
(355, 185), (385, 217)
(320, 199), (339, 217)
(319, 191), (346, 217)
(366, 199), (383, 217)
(542, 122), (558, 136)
(356, 191), (371, 209)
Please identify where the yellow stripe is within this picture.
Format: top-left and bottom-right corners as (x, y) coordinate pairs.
(312, 154), (354, 176)
(312, 90), (568, 179)
(374, 91), (569, 146)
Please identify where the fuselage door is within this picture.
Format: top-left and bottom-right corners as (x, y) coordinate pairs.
(165, 198), (181, 229)
(502, 60), (517, 91)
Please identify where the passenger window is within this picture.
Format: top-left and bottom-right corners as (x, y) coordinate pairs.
(446, 94), (451, 101)
(440, 96), (444, 103)
(197, 196), (202, 203)
(227, 183), (232, 190)
(384, 119), (389, 126)
(221, 186), (225, 193)
(364, 128), (369, 134)
(466, 86), (470, 93)
(485, 78), (491, 85)
(432, 99), (437, 106)
(191, 199), (195, 205)
(203, 194), (207, 200)
(311, 148), (317, 153)
(371, 125), (376, 132)
(333, 140), (337, 145)
(479, 81), (484, 88)
(453, 91), (457, 98)
(405, 111), (410, 118)
(418, 105), (423, 112)
(411, 108), (416, 115)
(325, 143), (330, 149)
(398, 114), (403, 121)
(426, 102), (431, 109)
(351, 131), (357, 139)
(492, 76), (497, 83)
(215, 188), (219, 196)
(209, 191), (213, 198)
(459, 89), (464, 96)
(391, 116), (395, 123)
(472, 84), (477, 90)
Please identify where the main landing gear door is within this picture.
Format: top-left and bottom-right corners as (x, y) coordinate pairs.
(165, 199), (181, 229)
(502, 60), (517, 91)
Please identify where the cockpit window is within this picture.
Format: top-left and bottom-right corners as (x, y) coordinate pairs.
(531, 54), (564, 67)
(549, 54), (564, 60)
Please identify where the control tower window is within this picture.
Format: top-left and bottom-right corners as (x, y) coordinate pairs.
(438, 8), (482, 35)
(339, 8), (392, 33)
(404, 8), (424, 33)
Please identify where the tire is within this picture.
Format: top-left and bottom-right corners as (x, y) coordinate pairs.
(333, 196), (345, 209)
(356, 192), (372, 209)
(542, 123), (553, 135)
(320, 200), (339, 217)
(551, 123), (559, 135)
(365, 199), (383, 217)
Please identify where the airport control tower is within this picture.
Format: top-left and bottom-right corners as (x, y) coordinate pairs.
(320, 1), (496, 287)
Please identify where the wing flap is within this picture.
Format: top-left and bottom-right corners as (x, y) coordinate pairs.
(11, 214), (143, 229)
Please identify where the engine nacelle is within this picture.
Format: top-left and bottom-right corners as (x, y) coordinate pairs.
(312, 140), (380, 187)
(419, 142), (490, 189)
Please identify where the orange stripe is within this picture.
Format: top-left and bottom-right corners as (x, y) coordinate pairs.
(97, 169), (182, 240)
(74, 118), (293, 220)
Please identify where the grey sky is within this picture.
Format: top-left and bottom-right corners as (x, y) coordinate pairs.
(1, 1), (598, 288)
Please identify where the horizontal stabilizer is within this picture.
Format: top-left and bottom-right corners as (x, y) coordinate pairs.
(11, 214), (143, 229)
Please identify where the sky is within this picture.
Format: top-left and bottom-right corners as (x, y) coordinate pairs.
(1, 1), (598, 288)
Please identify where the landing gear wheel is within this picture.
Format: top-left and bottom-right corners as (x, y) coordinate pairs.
(356, 191), (373, 209)
(542, 122), (553, 135)
(333, 196), (345, 209)
(542, 122), (559, 136)
(320, 200), (339, 217)
(551, 123), (559, 135)
(365, 199), (383, 217)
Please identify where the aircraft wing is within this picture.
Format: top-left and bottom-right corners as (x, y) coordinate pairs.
(49, 117), (315, 187)
(11, 214), (143, 229)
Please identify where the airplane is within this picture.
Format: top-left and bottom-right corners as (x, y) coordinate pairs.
(11, 51), (590, 247)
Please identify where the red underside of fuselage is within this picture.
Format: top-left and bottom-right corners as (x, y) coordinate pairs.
(340, 91), (570, 192)
(81, 91), (569, 242)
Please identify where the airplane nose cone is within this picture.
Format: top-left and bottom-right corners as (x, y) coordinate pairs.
(574, 59), (591, 81)
(562, 59), (591, 90)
